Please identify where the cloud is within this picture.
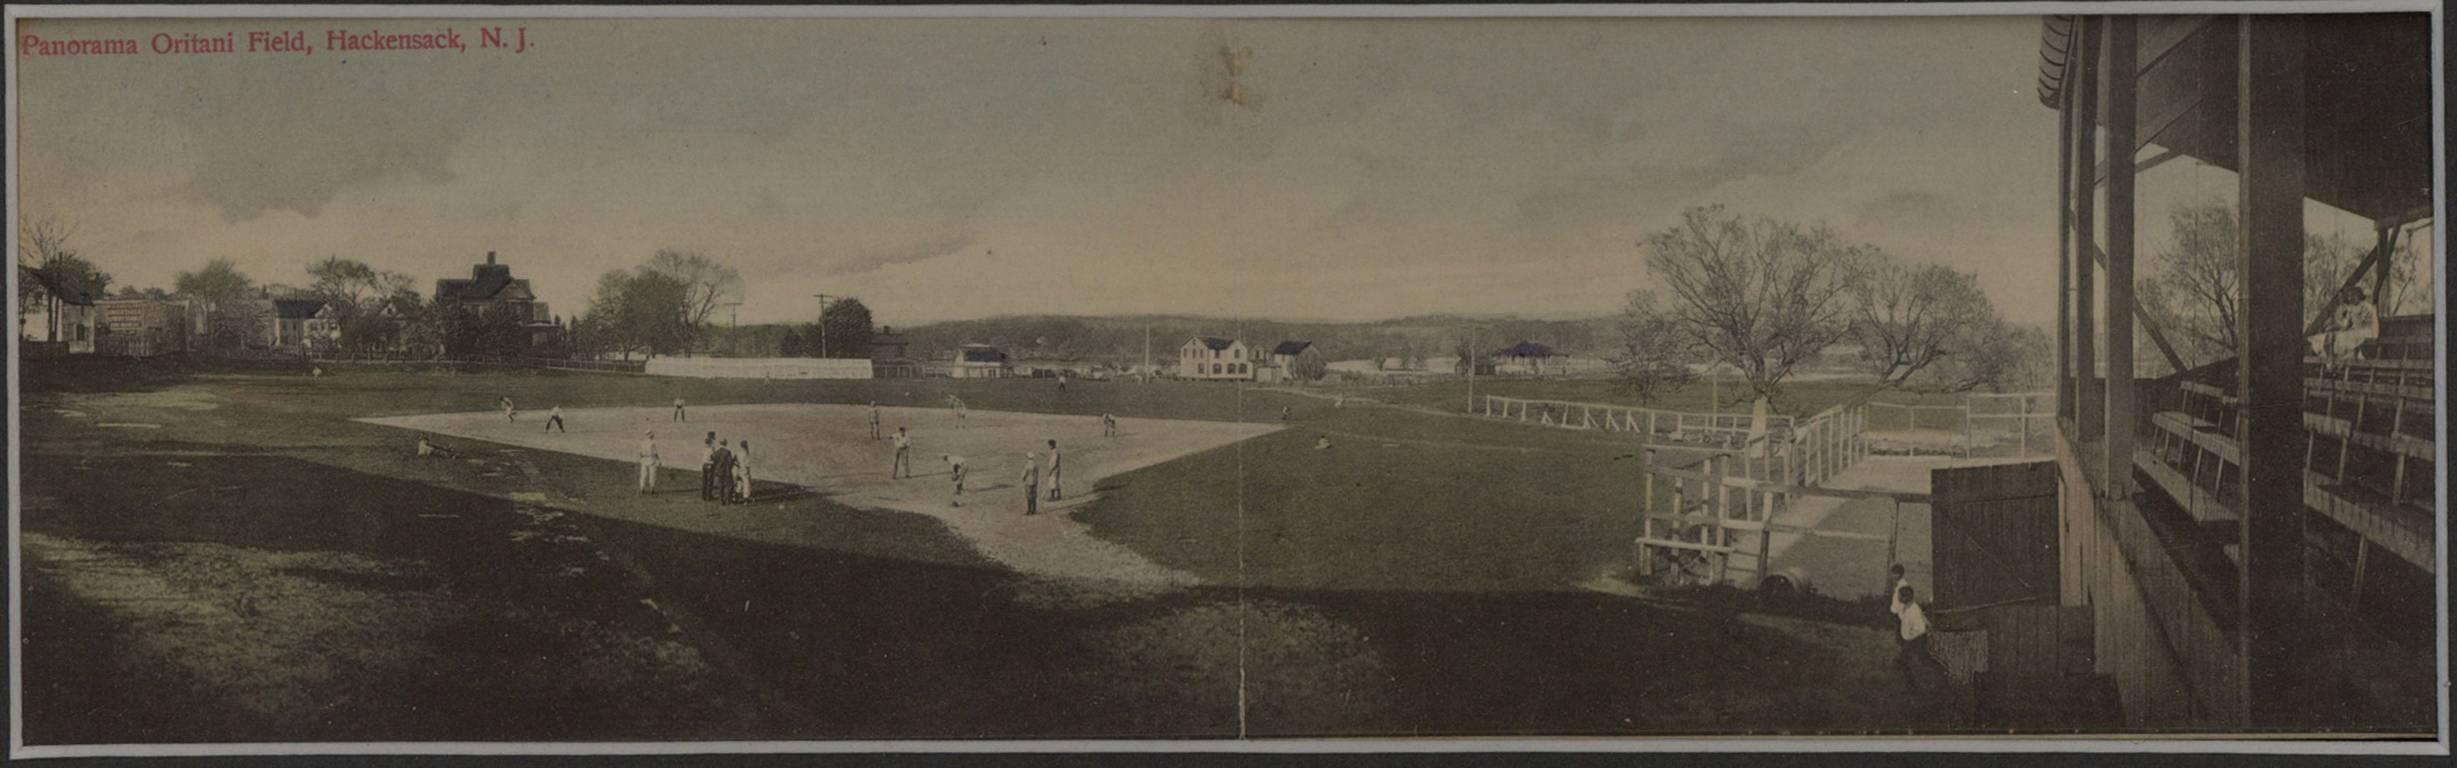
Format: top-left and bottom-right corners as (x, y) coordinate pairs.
(164, 55), (481, 221)
(1853, 189), (1961, 229)
(823, 231), (982, 276)
(1701, 118), (1865, 181)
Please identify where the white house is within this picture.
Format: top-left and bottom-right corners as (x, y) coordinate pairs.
(17, 265), (99, 354)
(1256, 340), (1326, 384)
(267, 298), (340, 352)
(1179, 336), (1261, 381)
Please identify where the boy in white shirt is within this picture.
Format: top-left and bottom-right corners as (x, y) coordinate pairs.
(1895, 584), (1944, 694)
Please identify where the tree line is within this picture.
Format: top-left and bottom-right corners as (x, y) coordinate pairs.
(1612, 204), (2051, 409)
(1612, 200), (2423, 410)
(566, 250), (878, 361)
(17, 217), (795, 361)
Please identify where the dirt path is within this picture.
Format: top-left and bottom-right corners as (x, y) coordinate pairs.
(362, 405), (1277, 602)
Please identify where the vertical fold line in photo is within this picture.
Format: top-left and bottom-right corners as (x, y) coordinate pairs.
(1234, 317), (1250, 739)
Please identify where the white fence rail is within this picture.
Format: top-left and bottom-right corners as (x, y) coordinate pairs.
(645, 356), (874, 380)
(1863, 391), (2054, 458)
(1480, 395), (1798, 448)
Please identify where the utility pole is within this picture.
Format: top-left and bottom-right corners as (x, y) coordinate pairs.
(1465, 328), (1476, 413)
(1143, 325), (1152, 384)
(720, 301), (742, 356)
(812, 293), (835, 359)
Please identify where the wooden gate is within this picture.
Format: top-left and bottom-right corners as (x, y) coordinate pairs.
(1931, 460), (2061, 609)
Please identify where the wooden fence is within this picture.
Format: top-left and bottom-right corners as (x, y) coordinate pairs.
(1630, 404), (1901, 589)
(1480, 394), (1824, 447)
(304, 351), (649, 374)
(1864, 391), (2055, 458)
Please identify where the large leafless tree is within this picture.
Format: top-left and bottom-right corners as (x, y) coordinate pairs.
(1608, 290), (1699, 403)
(1845, 255), (2013, 393)
(1640, 205), (1870, 405)
(2138, 200), (2366, 368)
(643, 249), (743, 356)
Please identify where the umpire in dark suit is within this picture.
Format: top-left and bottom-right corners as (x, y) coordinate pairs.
(700, 432), (719, 501)
(711, 440), (739, 506)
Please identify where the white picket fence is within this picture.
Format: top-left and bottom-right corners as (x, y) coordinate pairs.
(644, 357), (875, 380)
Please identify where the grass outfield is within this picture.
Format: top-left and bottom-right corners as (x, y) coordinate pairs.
(18, 359), (1983, 740)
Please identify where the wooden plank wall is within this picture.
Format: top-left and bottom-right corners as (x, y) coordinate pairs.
(1932, 461), (2062, 609)
(2058, 435), (2247, 727)
(1980, 604), (2096, 680)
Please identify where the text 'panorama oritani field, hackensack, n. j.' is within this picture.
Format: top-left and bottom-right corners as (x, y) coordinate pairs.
(18, 25), (530, 56)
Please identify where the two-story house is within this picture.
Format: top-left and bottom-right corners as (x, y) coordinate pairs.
(434, 251), (562, 352)
(1179, 336), (1265, 381)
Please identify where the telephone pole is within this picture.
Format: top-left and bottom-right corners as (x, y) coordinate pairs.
(812, 293), (835, 358)
(1465, 329), (1477, 413)
(720, 301), (742, 355)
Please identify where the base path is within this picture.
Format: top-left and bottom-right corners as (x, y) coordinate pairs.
(361, 405), (1278, 596)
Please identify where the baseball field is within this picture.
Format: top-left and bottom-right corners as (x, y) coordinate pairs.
(16, 357), (1976, 743)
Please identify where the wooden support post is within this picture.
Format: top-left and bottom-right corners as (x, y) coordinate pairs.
(2087, 241), (2193, 376)
(1643, 447), (1658, 517)
(2389, 392), (2410, 504)
(2237, 13), (2308, 728)
(2072, 17), (2101, 445)
(2105, 15), (2140, 499)
(1710, 455), (1731, 585)
(2018, 395), (2033, 454)
(2351, 538), (2371, 607)
(1963, 400), (1976, 459)
(1755, 501), (1774, 583)
(2058, 38), (2077, 423)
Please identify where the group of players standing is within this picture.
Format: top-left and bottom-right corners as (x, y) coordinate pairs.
(499, 394), (1120, 515)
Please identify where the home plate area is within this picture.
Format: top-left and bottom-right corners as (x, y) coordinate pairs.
(361, 404), (1278, 594)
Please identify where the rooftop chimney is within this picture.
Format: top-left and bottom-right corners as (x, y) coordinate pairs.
(486, 251), (497, 265)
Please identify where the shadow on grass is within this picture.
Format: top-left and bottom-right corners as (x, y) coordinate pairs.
(17, 451), (718, 743)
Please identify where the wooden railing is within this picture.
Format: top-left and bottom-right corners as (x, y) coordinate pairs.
(1481, 395), (1795, 445)
(1864, 391), (2055, 458)
(1630, 405), (1889, 589)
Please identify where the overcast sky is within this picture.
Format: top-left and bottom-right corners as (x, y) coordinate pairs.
(14, 15), (2396, 328)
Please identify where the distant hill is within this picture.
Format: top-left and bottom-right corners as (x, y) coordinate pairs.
(704, 313), (1620, 365)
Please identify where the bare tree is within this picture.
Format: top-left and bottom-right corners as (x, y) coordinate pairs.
(17, 215), (111, 342)
(2140, 200), (2369, 366)
(1845, 255), (2009, 392)
(15, 217), (71, 336)
(306, 256), (414, 317)
(643, 249), (743, 356)
(1609, 290), (1699, 403)
(17, 215), (74, 269)
(1642, 205), (1870, 405)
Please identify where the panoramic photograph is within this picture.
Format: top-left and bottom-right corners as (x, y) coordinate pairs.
(7, 8), (2443, 752)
